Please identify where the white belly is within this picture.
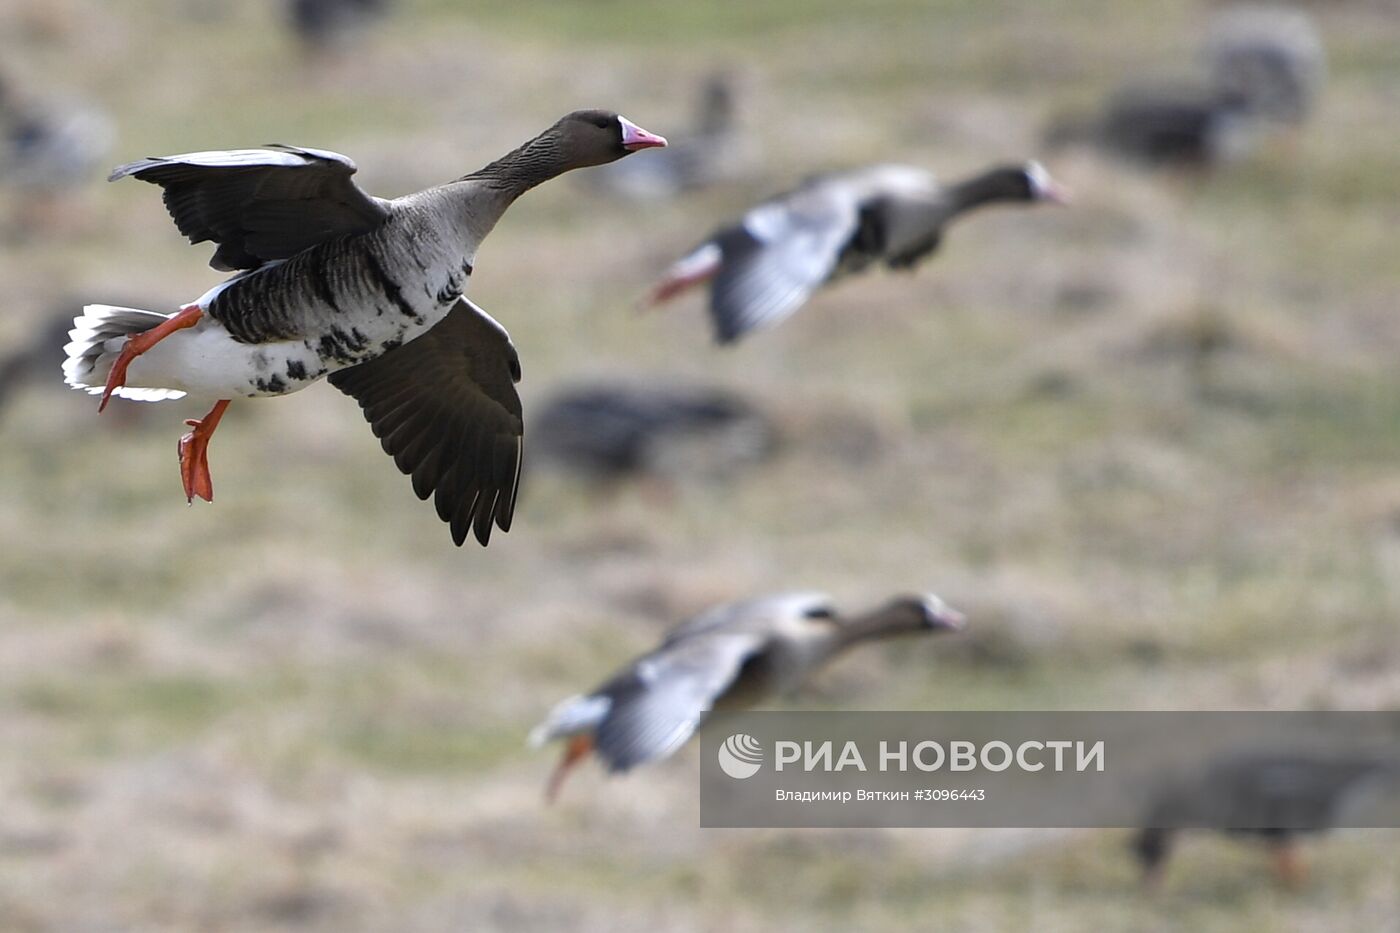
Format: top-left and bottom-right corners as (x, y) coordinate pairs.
(120, 321), (323, 400)
(127, 270), (469, 400)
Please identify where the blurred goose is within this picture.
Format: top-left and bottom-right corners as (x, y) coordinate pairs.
(62, 110), (667, 545)
(591, 74), (747, 199)
(649, 162), (1066, 343)
(0, 311), (78, 419)
(286, 0), (391, 53)
(530, 591), (965, 801)
(1133, 752), (1398, 889)
(1045, 7), (1323, 170)
(0, 74), (113, 230)
(531, 380), (776, 484)
(1044, 83), (1259, 169)
(1204, 5), (1325, 125)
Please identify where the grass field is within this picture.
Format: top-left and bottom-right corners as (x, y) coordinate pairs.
(2, 0), (1399, 929)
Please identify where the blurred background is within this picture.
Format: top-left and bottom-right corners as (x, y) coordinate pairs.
(2, 0), (1399, 929)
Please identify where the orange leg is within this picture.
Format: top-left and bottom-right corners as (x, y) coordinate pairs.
(1269, 839), (1308, 890)
(650, 271), (710, 305)
(99, 303), (203, 412)
(648, 255), (720, 306)
(178, 399), (230, 504)
(545, 735), (594, 804)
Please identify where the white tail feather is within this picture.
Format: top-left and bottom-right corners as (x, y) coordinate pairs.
(63, 304), (187, 402)
(651, 242), (722, 304)
(527, 694), (611, 747)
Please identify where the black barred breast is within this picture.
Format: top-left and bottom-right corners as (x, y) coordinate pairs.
(206, 209), (473, 370)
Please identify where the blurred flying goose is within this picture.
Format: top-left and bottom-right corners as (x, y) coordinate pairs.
(1133, 752), (1398, 889)
(649, 162), (1067, 343)
(62, 110), (667, 545)
(591, 73), (748, 199)
(530, 591), (965, 801)
(531, 380), (776, 484)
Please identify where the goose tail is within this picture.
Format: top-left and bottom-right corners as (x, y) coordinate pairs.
(649, 242), (722, 306)
(62, 304), (187, 402)
(528, 694), (611, 748)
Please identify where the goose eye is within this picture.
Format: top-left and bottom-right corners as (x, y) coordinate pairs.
(803, 606), (835, 620)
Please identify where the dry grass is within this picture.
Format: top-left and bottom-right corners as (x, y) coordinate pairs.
(2, 0), (1400, 929)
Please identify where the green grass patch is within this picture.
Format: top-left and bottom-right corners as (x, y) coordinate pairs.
(14, 673), (234, 753)
(332, 720), (524, 774)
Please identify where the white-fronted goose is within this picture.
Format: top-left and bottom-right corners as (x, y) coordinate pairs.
(531, 380), (776, 484)
(649, 162), (1066, 344)
(1133, 752), (1397, 889)
(62, 110), (667, 545)
(1045, 8), (1323, 170)
(591, 74), (748, 200)
(529, 591), (965, 800)
(1044, 84), (1259, 169)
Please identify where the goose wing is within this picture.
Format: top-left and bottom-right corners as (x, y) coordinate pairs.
(588, 631), (770, 772)
(705, 181), (860, 343)
(843, 193), (949, 272)
(328, 298), (524, 547)
(110, 145), (390, 271)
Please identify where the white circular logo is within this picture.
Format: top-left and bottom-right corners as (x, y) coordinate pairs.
(717, 733), (764, 779)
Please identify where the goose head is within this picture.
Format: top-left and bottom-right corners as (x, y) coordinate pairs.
(946, 162), (1070, 213)
(547, 110), (668, 169)
(883, 593), (967, 633)
(963, 162), (1072, 205)
(830, 593), (966, 645)
(1021, 161), (1071, 204)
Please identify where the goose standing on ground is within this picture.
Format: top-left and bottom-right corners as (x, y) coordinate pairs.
(62, 110), (667, 545)
(1132, 752), (1398, 889)
(529, 591), (965, 801)
(648, 162), (1067, 344)
(531, 380), (776, 485)
(1043, 84), (1260, 169)
(1044, 7), (1323, 170)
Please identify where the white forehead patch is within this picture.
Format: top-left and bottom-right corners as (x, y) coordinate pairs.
(1024, 161), (1053, 199)
(920, 593), (951, 616)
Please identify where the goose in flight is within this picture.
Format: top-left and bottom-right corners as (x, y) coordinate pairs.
(649, 161), (1066, 343)
(530, 591), (964, 800)
(63, 110), (666, 545)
